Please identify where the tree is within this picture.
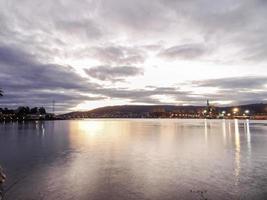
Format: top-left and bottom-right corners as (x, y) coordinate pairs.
(17, 107), (30, 115)
(30, 107), (38, 114)
(39, 107), (46, 115)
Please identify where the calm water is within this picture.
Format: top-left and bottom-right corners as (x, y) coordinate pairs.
(0, 119), (267, 200)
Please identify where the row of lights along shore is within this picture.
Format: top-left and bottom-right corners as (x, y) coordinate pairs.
(203, 107), (250, 117)
(220, 108), (250, 117)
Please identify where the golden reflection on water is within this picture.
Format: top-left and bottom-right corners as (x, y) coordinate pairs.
(222, 119), (226, 144)
(66, 119), (251, 192)
(234, 119), (240, 185)
(202, 119), (251, 187)
(68, 120), (131, 148)
(204, 119), (208, 143)
(76, 120), (104, 135)
(245, 120), (251, 155)
(64, 120), (134, 191)
(228, 121), (232, 138)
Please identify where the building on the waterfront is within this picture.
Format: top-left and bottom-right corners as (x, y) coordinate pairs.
(203, 100), (217, 118)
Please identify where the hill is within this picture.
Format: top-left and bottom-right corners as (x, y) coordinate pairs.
(59, 103), (267, 118)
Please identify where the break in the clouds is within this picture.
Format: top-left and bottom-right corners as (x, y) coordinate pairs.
(0, 0), (267, 112)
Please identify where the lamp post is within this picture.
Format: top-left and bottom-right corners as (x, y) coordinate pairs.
(244, 110), (250, 119)
(220, 110), (226, 119)
(233, 108), (239, 116)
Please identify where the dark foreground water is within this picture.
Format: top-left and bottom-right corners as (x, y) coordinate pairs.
(0, 119), (267, 200)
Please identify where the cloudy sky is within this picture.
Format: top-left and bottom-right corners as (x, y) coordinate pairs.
(0, 0), (267, 113)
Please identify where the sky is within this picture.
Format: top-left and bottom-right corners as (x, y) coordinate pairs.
(0, 0), (267, 113)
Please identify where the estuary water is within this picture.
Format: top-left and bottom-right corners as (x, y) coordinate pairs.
(0, 119), (267, 200)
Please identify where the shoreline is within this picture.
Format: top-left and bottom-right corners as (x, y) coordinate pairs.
(0, 117), (267, 123)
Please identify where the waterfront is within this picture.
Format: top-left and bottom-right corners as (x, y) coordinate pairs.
(0, 119), (267, 200)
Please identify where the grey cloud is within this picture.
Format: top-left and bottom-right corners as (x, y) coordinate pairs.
(0, 91), (105, 113)
(1, 0), (267, 64)
(99, 86), (219, 106)
(85, 66), (144, 82)
(99, 0), (171, 33)
(97, 87), (190, 102)
(55, 18), (102, 40)
(159, 43), (208, 60)
(191, 76), (267, 90)
(129, 97), (163, 105)
(89, 46), (146, 65)
(142, 44), (163, 51)
(186, 76), (267, 105)
(161, 0), (267, 62)
(200, 90), (267, 106)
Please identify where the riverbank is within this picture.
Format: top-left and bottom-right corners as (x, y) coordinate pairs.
(1, 116), (267, 123)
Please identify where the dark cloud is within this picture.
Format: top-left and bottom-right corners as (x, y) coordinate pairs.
(85, 65), (144, 82)
(159, 44), (208, 60)
(0, 45), (105, 112)
(0, 91), (104, 113)
(0, 45), (200, 110)
(0, 45), (97, 92)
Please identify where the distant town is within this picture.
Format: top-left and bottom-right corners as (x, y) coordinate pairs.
(1, 100), (266, 122)
(61, 101), (267, 120)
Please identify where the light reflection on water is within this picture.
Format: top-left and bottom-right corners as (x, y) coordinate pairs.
(222, 119), (226, 144)
(245, 120), (252, 155)
(0, 119), (267, 200)
(234, 119), (241, 186)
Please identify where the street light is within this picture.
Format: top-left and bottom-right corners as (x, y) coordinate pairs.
(233, 108), (239, 115)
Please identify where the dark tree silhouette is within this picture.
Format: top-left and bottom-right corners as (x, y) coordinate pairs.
(39, 107), (46, 115)
(30, 107), (38, 114)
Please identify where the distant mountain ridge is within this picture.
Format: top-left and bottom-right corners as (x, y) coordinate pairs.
(60, 103), (267, 118)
